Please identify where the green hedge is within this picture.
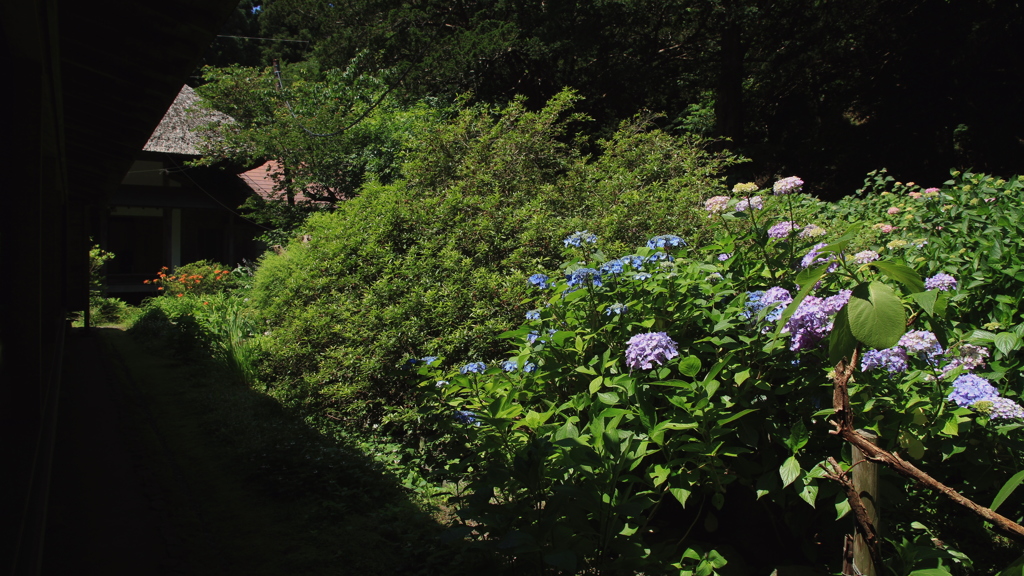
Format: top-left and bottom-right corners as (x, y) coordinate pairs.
(249, 91), (741, 429)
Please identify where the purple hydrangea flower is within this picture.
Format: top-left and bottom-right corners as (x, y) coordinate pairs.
(948, 374), (998, 408)
(773, 176), (804, 195)
(742, 288), (792, 323)
(861, 347), (909, 373)
(564, 230), (598, 248)
(925, 273), (957, 291)
(768, 221), (798, 239)
(735, 196), (764, 211)
(980, 397), (1024, 420)
(704, 196), (731, 214)
(783, 290), (851, 351)
(625, 332), (680, 370)
(800, 242), (831, 269)
(647, 235), (687, 249)
(460, 362), (487, 374)
(898, 330), (943, 361)
(718, 253), (732, 261)
(528, 274), (550, 289)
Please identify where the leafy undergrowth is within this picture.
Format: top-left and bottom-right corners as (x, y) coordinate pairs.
(106, 325), (496, 575)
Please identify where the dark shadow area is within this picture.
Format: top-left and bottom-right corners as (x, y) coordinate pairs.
(43, 326), (484, 575)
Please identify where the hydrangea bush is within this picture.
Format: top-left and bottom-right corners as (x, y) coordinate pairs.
(409, 174), (1024, 575)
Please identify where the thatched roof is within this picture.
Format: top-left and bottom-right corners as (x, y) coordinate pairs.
(142, 84), (232, 155)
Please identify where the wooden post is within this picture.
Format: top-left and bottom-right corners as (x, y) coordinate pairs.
(852, 430), (879, 576)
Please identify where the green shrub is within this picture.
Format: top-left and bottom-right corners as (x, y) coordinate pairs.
(248, 91), (741, 429)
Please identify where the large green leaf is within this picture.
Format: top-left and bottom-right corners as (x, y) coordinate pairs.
(829, 306), (859, 366)
(847, 281), (905, 349)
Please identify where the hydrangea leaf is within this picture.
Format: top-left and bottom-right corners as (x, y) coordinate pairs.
(994, 332), (1022, 356)
(828, 306), (859, 366)
(779, 455), (801, 488)
(871, 260), (926, 294)
(847, 281), (905, 349)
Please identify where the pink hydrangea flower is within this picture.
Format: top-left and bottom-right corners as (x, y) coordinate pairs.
(887, 207), (900, 215)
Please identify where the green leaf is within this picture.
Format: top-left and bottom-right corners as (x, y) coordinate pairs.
(908, 569), (953, 576)
(995, 332), (1022, 356)
(870, 260), (925, 294)
(799, 483), (818, 507)
(991, 470), (1024, 512)
(780, 456), (801, 488)
(597, 390), (620, 405)
(669, 487), (692, 508)
(941, 415), (959, 436)
(829, 306), (859, 366)
(733, 368), (750, 385)
(678, 355), (702, 377)
(847, 281), (906, 349)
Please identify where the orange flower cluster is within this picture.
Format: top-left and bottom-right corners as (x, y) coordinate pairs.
(143, 265), (232, 296)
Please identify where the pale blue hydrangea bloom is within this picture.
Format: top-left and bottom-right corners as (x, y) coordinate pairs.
(564, 230), (598, 248)
(605, 302), (628, 316)
(528, 274), (550, 289)
(600, 259), (625, 275)
(523, 362), (537, 373)
(525, 309), (541, 320)
(460, 362), (487, 374)
(502, 360), (519, 372)
(948, 374), (998, 408)
(625, 332), (679, 370)
(566, 268), (603, 288)
(647, 235), (687, 249)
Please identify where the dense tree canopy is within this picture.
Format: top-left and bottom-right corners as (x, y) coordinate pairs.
(196, 0), (1024, 196)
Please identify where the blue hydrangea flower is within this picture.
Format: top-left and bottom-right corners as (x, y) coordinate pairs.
(773, 176), (804, 195)
(523, 362), (537, 373)
(605, 302), (627, 316)
(948, 374), (998, 408)
(435, 380), (449, 388)
(564, 230), (598, 248)
(502, 360), (519, 372)
(600, 259), (625, 275)
(528, 274), (550, 289)
(421, 356), (439, 364)
(718, 253), (732, 261)
(453, 410), (478, 425)
(743, 288), (791, 323)
(647, 235), (687, 249)
(460, 362), (487, 374)
(645, 252), (674, 264)
(525, 309), (541, 320)
(566, 268), (603, 288)
(861, 347), (909, 373)
(633, 272), (652, 281)
(625, 332), (680, 370)
(527, 331), (540, 344)
(621, 255), (646, 270)
(925, 273), (957, 291)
